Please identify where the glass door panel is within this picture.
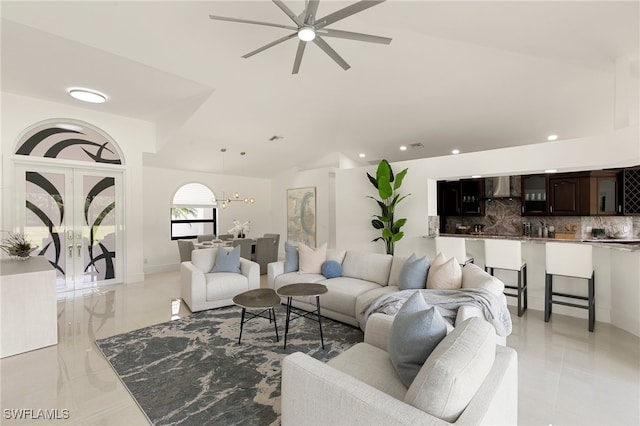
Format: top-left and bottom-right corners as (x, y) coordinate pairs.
(23, 169), (70, 291)
(80, 173), (117, 284)
(17, 165), (122, 292)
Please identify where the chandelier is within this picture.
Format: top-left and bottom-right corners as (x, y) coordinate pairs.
(221, 192), (255, 208)
(219, 148), (255, 209)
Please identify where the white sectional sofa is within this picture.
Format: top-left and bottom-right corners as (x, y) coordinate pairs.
(181, 247), (260, 312)
(282, 314), (518, 425)
(268, 249), (509, 341)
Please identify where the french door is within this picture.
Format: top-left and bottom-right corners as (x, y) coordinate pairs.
(16, 164), (123, 292)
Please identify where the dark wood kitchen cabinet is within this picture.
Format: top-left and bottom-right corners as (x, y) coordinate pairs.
(588, 171), (619, 215)
(437, 179), (484, 216)
(438, 181), (461, 216)
(521, 174), (548, 215)
(547, 171), (619, 216)
(548, 175), (584, 215)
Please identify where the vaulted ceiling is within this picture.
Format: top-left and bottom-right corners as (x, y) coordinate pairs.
(2, 1), (639, 177)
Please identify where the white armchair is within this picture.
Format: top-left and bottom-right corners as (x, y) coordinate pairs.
(180, 247), (260, 312)
(282, 314), (517, 425)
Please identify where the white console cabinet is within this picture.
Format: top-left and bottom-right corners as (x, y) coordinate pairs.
(1, 256), (57, 358)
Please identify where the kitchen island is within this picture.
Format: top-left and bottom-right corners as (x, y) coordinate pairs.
(425, 234), (640, 337)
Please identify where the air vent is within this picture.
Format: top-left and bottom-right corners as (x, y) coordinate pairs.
(268, 135), (283, 142)
(410, 142), (424, 149)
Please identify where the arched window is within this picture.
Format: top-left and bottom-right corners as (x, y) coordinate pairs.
(171, 183), (217, 240)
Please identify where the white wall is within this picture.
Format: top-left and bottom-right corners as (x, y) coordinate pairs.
(143, 166), (271, 273)
(1, 92), (156, 283)
(270, 167), (335, 256)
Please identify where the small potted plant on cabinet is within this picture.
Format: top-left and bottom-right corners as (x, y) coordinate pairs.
(0, 232), (38, 260)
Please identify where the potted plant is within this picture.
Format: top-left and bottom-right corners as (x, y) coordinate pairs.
(0, 231), (38, 260)
(367, 159), (410, 255)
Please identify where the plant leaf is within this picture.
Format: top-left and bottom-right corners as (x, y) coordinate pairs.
(395, 194), (411, 205)
(394, 168), (408, 190)
(371, 219), (385, 229)
(393, 218), (407, 228)
(391, 231), (404, 242)
(376, 160), (393, 200)
(382, 228), (393, 239)
(366, 173), (378, 189)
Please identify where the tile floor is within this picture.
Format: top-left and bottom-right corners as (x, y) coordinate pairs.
(1, 271), (639, 425)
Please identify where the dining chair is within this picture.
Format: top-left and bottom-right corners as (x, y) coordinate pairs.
(177, 240), (195, 262)
(254, 237), (278, 275)
(197, 234), (216, 242)
(232, 238), (253, 260)
(264, 233), (280, 259)
(219, 234), (234, 241)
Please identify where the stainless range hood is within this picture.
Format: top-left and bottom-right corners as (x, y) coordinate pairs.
(485, 176), (520, 198)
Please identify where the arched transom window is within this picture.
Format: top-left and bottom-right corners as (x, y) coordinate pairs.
(171, 183), (217, 240)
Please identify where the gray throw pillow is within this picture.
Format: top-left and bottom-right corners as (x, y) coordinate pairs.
(389, 291), (448, 387)
(399, 253), (431, 290)
(284, 241), (299, 273)
(212, 246), (241, 273)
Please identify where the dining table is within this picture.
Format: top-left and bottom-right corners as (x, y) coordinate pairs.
(194, 238), (257, 250)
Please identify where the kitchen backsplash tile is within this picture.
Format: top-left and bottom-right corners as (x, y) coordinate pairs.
(444, 199), (636, 239)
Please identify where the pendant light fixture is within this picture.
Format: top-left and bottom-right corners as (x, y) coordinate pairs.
(219, 148), (255, 209)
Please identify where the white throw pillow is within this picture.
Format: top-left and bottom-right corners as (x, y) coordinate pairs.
(298, 242), (327, 274)
(404, 317), (496, 422)
(426, 253), (462, 290)
(462, 263), (505, 296)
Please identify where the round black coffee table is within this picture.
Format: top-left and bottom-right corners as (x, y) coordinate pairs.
(277, 283), (328, 349)
(233, 288), (281, 344)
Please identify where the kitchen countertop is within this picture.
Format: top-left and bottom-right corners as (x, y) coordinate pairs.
(432, 233), (640, 251)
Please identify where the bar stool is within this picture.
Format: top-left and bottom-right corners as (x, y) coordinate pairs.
(435, 236), (474, 265)
(484, 239), (527, 317)
(545, 242), (595, 332)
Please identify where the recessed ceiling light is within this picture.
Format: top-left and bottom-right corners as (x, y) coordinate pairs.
(547, 134), (558, 141)
(359, 153), (366, 158)
(68, 88), (107, 104)
(399, 146), (407, 151)
(545, 169), (557, 173)
(451, 149), (460, 155)
(471, 175), (481, 178)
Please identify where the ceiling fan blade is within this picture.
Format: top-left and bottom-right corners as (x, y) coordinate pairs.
(304, 0), (320, 24)
(292, 40), (307, 74)
(315, 0), (386, 29)
(319, 28), (391, 44)
(242, 32), (298, 59)
(313, 36), (350, 70)
(272, 0), (303, 26)
(209, 14), (297, 31)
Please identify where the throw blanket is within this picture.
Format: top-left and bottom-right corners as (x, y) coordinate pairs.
(361, 288), (512, 337)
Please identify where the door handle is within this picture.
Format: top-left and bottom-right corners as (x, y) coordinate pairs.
(77, 244), (82, 256)
(68, 245), (73, 256)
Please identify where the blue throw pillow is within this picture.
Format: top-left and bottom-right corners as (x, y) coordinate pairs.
(212, 246), (241, 273)
(284, 241), (299, 273)
(321, 260), (342, 279)
(399, 254), (431, 290)
(389, 291), (448, 387)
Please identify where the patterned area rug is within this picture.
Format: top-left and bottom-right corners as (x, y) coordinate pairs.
(95, 305), (363, 426)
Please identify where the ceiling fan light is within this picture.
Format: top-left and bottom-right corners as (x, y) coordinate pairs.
(298, 27), (316, 42)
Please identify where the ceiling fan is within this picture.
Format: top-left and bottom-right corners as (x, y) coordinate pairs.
(209, 0), (391, 74)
